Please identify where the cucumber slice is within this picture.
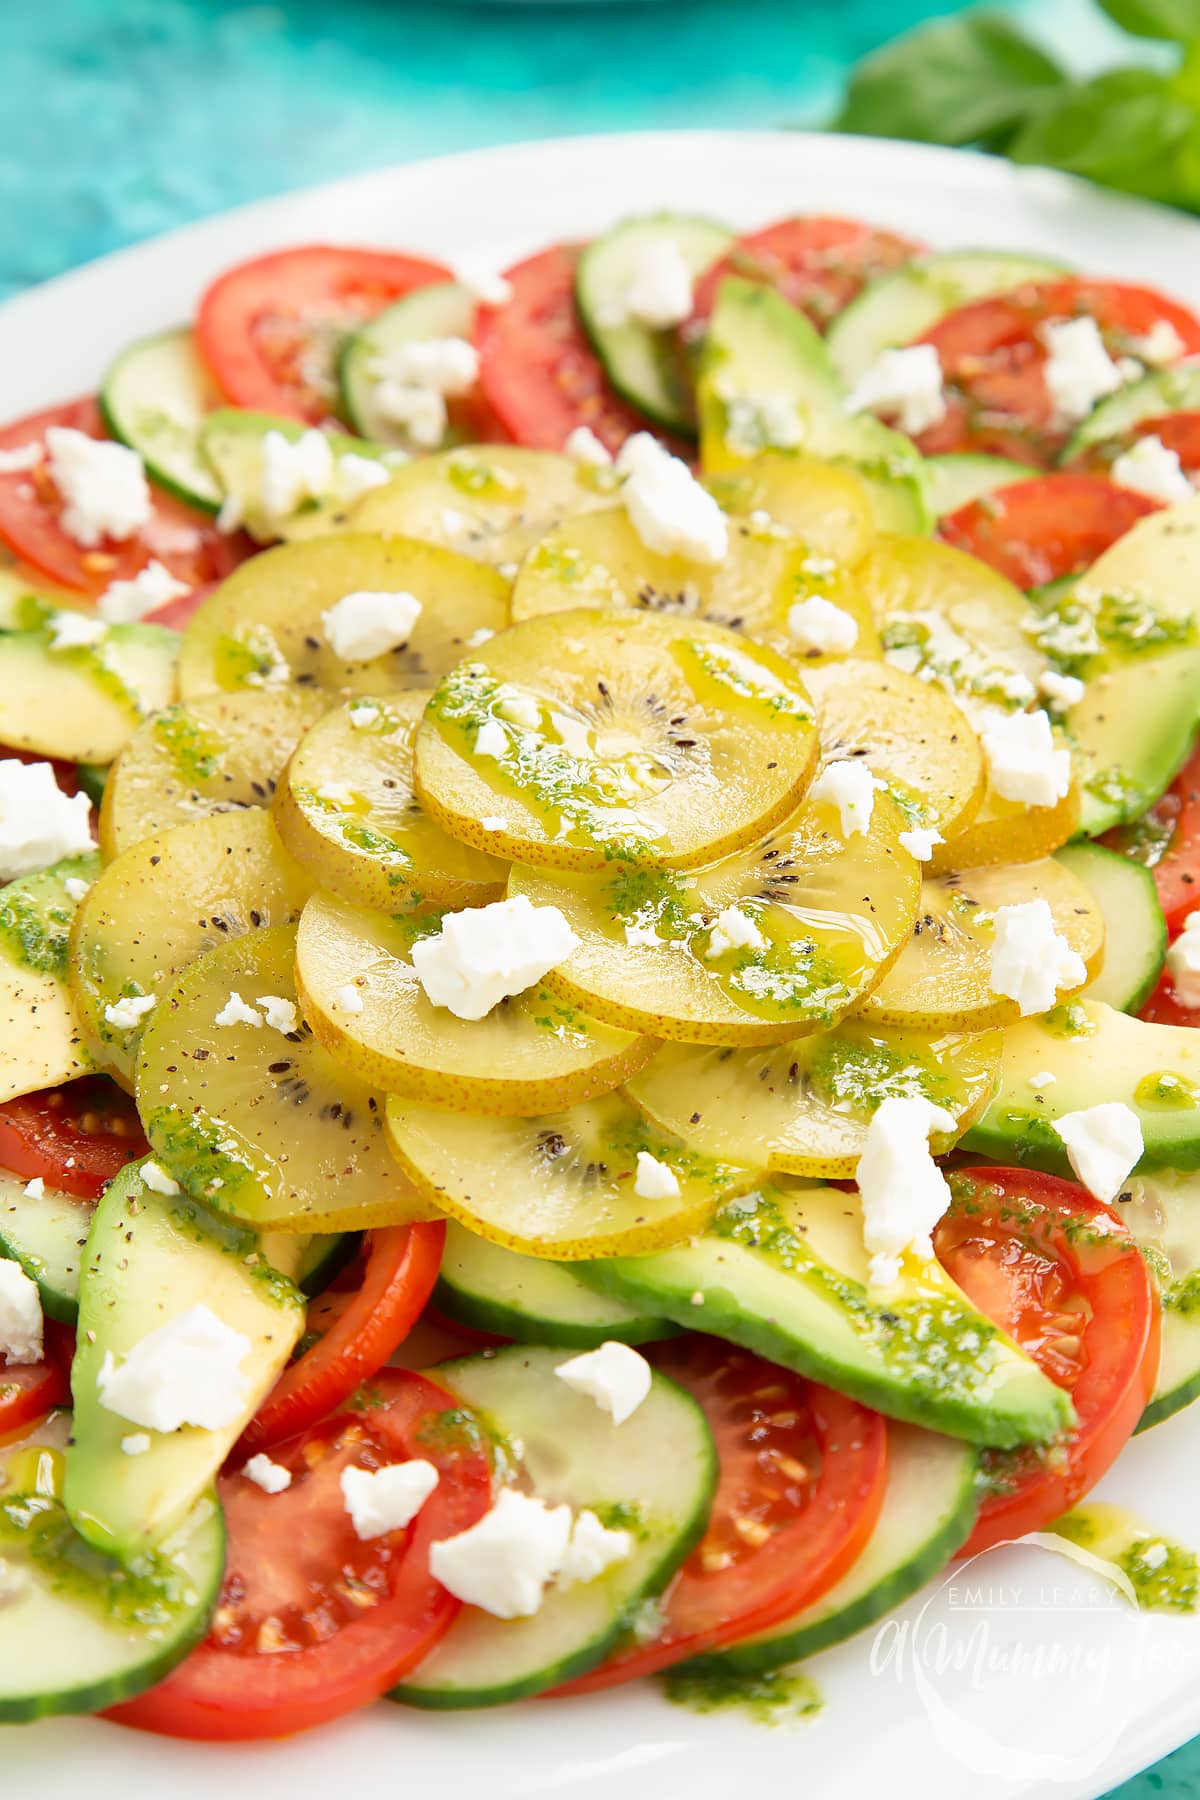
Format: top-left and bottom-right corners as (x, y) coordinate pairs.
(1056, 841), (1166, 1014)
(1063, 363), (1200, 464)
(686, 1423), (978, 1676)
(0, 1170), (94, 1322)
(827, 250), (1068, 386)
(926, 453), (1035, 517)
(576, 214), (733, 434)
(340, 281), (476, 447)
(698, 278), (932, 535)
(435, 1221), (676, 1348)
(577, 1185), (1070, 1449)
(0, 851), (100, 1105)
(390, 1344), (716, 1707)
(0, 621), (178, 765)
(0, 1434), (223, 1722)
(962, 998), (1200, 1172)
(199, 409), (404, 543)
(1120, 1168), (1200, 1430)
(100, 327), (222, 512)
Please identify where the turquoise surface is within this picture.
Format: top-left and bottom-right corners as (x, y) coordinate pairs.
(0, 0), (1196, 1792)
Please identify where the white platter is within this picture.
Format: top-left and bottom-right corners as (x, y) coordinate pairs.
(2, 129), (1199, 1800)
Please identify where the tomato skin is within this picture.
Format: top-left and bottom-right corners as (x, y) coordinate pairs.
(556, 1338), (887, 1694)
(1127, 741), (1200, 937)
(1140, 974), (1196, 1026)
(690, 215), (923, 334)
(197, 245), (450, 423)
(0, 1081), (147, 1201)
(238, 1222), (445, 1455)
(107, 1369), (491, 1741)
(935, 1168), (1159, 1556)
(939, 473), (1160, 588)
(0, 1321), (73, 1441)
(0, 399), (247, 596)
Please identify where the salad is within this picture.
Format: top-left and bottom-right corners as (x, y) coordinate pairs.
(0, 208), (1199, 1742)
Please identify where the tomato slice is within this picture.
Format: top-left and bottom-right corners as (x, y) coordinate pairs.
(238, 1222), (445, 1456)
(938, 473), (1160, 588)
(0, 1079), (147, 1201)
(107, 1369), (491, 1740)
(1140, 973), (1196, 1026)
(556, 1337), (887, 1693)
(0, 398), (248, 596)
(689, 215), (923, 335)
(196, 245), (451, 423)
(0, 1321), (73, 1442)
(935, 1167), (1159, 1556)
(475, 244), (652, 454)
(917, 280), (1200, 465)
(1104, 740), (1200, 937)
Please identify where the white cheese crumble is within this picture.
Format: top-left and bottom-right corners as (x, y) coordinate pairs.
(322, 588), (422, 661)
(260, 428), (335, 523)
(856, 1096), (957, 1287)
(22, 1177), (44, 1199)
(989, 899), (1087, 1016)
(609, 236), (695, 330)
(430, 1488), (573, 1619)
(258, 995), (298, 1035)
(1166, 911), (1200, 1008)
(1029, 1070), (1058, 1091)
(381, 387), (448, 448)
(1111, 435), (1193, 505)
(497, 687), (542, 731)
(980, 708), (1071, 808)
(558, 1509), (633, 1589)
(0, 443), (43, 473)
(121, 1433), (152, 1457)
(634, 1151), (681, 1201)
(615, 432), (728, 565)
(97, 1303), (252, 1433)
(787, 595), (859, 655)
(1133, 321), (1185, 366)
(555, 1341), (652, 1424)
(242, 1453), (292, 1494)
(333, 982), (365, 1015)
(809, 759), (882, 838)
(465, 626), (494, 649)
(341, 1460), (439, 1540)
(844, 345), (946, 436)
(44, 427), (152, 546)
(411, 894), (580, 1021)
(47, 610), (107, 652)
(1038, 669), (1085, 712)
(474, 718), (508, 759)
(337, 454), (392, 504)
(706, 904), (765, 958)
(372, 338), (479, 447)
(0, 1258), (43, 1364)
(1040, 318), (1126, 421)
(564, 425), (613, 466)
(624, 920), (662, 948)
(348, 703), (380, 730)
(1053, 1103), (1144, 1204)
(64, 876), (92, 904)
(0, 758), (93, 880)
(140, 1160), (181, 1197)
(453, 258), (513, 307)
(215, 990), (263, 1029)
(97, 559), (190, 624)
(898, 826), (944, 862)
(103, 992), (156, 1032)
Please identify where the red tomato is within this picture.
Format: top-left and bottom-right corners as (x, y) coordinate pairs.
(0, 1321), (73, 1441)
(935, 1167), (1159, 1556)
(196, 245), (450, 423)
(1140, 974), (1195, 1026)
(238, 1223), (445, 1456)
(938, 473), (1160, 588)
(0, 399), (247, 596)
(556, 1337), (887, 1693)
(917, 280), (1200, 465)
(689, 215), (923, 334)
(1073, 410), (1200, 479)
(1108, 740), (1200, 937)
(0, 1080), (147, 1201)
(107, 1369), (491, 1740)
(475, 245), (652, 455)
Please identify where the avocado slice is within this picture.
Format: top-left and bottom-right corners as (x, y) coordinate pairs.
(199, 408), (401, 544)
(0, 851), (100, 1104)
(0, 623), (178, 765)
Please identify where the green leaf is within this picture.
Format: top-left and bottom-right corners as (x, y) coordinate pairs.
(1096, 0), (1200, 42)
(833, 12), (1067, 148)
(1009, 69), (1200, 209)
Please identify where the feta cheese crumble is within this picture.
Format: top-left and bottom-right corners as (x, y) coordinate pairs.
(1029, 1070), (1058, 1091)
(242, 1454), (292, 1494)
(0, 443), (43, 474)
(97, 1303), (252, 1433)
(44, 427), (152, 546)
(121, 1433), (152, 1457)
(634, 1151), (681, 1201)
(22, 1178), (44, 1200)
(430, 1488), (573, 1619)
(555, 1341), (652, 1424)
(610, 236), (696, 330)
(615, 432), (728, 564)
(47, 610), (107, 652)
(1166, 911), (1200, 1008)
(989, 899), (1087, 1017)
(260, 428), (335, 523)
(411, 894), (580, 1021)
(348, 703), (380, 730)
(0, 1258), (43, 1364)
(453, 258), (513, 307)
(474, 719), (508, 760)
(258, 995), (298, 1035)
(564, 425), (613, 467)
(706, 904), (765, 958)
(980, 709), (1071, 808)
(624, 920), (662, 948)
(898, 826), (944, 862)
(1040, 318), (1126, 421)
(1133, 321), (1185, 366)
(558, 1509), (633, 1588)
(140, 1160), (181, 1197)
(856, 1096), (957, 1287)
(845, 345), (946, 436)
(1111, 435), (1193, 505)
(809, 759), (882, 838)
(375, 385), (447, 448)
(372, 338), (479, 448)
(1053, 1103), (1144, 1204)
(333, 982), (365, 1015)
(97, 559), (190, 624)
(1038, 669), (1086, 712)
(64, 876), (91, 904)
(322, 589), (422, 661)
(337, 454), (392, 504)
(0, 758), (93, 880)
(103, 992), (157, 1032)
(214, 990), (263, 1029)
(341, 1460), (439, 1539)
(787, 595), (859, 655)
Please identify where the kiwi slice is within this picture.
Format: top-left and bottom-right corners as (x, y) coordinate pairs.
(178, 533), (509, 703)
(385, 1088), (754, 1258)
(509, 790), (920, 1045)
(930, 771), (1081, 874)
(137, 923), (431, 1233)
(348, 446), (617, 570)
(627, 1020), (1002, 1178)
(802, 659), (985, 839)
(509, 505), (879, 665)
(100, 688), (329, 857)
(863, 858), (1104, 1031)
(704, 452), (875, 565)
(295, 889), (655, 1117)
(414, 608), (819, 871)
(273, 692), (506, 913)
(69, 809), (312, 1087)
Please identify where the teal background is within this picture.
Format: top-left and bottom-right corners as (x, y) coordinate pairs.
(0, 0), (1195, 1791)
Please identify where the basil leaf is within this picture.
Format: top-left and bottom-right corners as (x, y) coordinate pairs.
(1097, 0), (1200, 41)
(1009, 70), (1200, 208)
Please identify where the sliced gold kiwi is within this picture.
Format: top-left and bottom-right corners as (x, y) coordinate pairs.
(347, 446), (617, 570)
(100, 687), (329, 857)
(136, 923), (432, 1232)
(272, 693), (506, 913)
(801, 659), (985, 839)
(384, 1087), (755, 1258)
(509, 505), (879, 666)
(863, 858), (1103, 1031)
(930, 771), (1081, 873)
(627, 1020), (1001, 1178)
(295, 890), (655, 1117)
(704, 452), (875, 565)
(178, 533), (508, 702)
(414, 608), (818, 871)
(509, 789), (920, 1045)
(69, 809), (312, 1086)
